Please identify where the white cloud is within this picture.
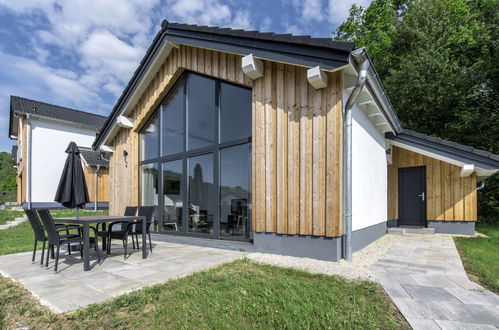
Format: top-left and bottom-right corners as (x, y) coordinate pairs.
(327, 0), (373, 26)
(288, 0), (326, 22)
(259, 16), (272, 32)
(231, 10), (252, 30)
(168, 0), (232, 25)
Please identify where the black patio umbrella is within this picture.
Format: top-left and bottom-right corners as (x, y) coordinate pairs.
(54, 142), (90, 217)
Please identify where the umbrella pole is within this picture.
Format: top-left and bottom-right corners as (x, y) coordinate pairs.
(76, 208), (79, 219)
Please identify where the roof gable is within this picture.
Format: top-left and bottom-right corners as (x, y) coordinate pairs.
(386, 130), (499, 176)
(93, 21), (356, 149)
(9, 96), (107, 138)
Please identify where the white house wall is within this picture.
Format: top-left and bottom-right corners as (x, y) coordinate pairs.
(30, 118), (97, 203)
(351, 103), (388, 231)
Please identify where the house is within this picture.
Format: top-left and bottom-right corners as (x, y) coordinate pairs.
(8, 96), (110, 209)
(92, 21), (499, 261)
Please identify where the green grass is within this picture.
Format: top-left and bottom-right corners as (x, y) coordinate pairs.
(454, 223), (499, 293)
(0, 209), (24, 225)
(0, 209), (108, 256)
(0, 259), (408, 329)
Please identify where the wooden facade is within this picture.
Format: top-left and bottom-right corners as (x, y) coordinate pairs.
(388, 146), (477, 221)
(107, 45), (344, 237)
(83, 166), (110, 203)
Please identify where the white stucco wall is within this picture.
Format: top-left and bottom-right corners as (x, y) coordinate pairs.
(30, 118), (97, 203)
(351, 104), (388, 231)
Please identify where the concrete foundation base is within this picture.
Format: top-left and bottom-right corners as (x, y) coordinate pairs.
(427, 220), (475, 235)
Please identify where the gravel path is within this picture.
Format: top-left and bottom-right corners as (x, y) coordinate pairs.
(247, 234), (402, 281)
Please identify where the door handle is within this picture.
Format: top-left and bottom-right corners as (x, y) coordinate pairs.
(418, 192), (425, 201)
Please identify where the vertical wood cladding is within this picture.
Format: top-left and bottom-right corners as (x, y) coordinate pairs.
(108, 45), (343, 237)
(388, 146), (477, 221)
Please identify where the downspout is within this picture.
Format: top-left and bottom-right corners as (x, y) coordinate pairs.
(94, 165), (101, 211)
(343, 48), (369, 261)
(477, 180), (485, 191)
(26, 115), (33, 210)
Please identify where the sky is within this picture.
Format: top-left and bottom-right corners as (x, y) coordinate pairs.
(0, 0), (372, 152)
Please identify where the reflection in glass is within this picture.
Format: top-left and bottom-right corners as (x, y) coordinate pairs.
(188, 154), (214, 234)
(220, 144), (251, 239)
(187, 75), (215, 150)
(140, 163), (159, 207)
(162, 160), (183, 232)
(140, 113), (159, 161)
(161, 84), (184, 156)
(220, 83), (251, 143)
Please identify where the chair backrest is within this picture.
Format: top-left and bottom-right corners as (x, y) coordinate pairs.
(136, 206), (155, 233)
(124, 206), (137, 216)
(121, 206), (138, 231)
(37, 209), (60, 246)
(24, 209), (46, 241)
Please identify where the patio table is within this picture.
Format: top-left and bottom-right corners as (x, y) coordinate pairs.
(54, 215), (147, 271)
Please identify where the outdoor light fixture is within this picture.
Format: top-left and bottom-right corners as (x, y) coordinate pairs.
(123, 150), (128, 167)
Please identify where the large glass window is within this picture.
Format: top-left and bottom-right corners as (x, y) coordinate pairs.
(220, 144), (251, 240)
(187, 75), (216, 150)
(139, 72), (252, 241)
(161, 84), (184, 156)
(162, 160), (183, 232)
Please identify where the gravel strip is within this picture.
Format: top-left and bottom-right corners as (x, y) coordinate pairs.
(247, 234), (402, 281)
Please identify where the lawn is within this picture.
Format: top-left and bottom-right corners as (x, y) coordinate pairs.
(0, 209), (108, 256)
(454, 223), (499, 294)
(0, 208), (24, 225)
(0, 259), (408, 329)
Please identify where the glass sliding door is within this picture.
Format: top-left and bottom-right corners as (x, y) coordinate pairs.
(162, 160), (183, 232)
(220, 144), (251, 240)
(188, 153), (215, 234)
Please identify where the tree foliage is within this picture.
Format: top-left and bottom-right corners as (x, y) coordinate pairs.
(334, 0), (499, 221)
(0, 152), (16, 192)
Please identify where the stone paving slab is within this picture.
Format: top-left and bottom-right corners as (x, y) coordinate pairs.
(372, 233), (499, 329)
(0, 238), (245, 313)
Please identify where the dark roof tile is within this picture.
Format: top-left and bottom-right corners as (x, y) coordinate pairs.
(11, 96), (106, 130)
(79, 147), (109, 166)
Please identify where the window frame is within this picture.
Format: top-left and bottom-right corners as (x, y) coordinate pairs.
(138, 71), (252, 242)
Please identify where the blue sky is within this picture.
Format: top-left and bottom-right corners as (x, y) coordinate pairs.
(0, 0), (372, 152)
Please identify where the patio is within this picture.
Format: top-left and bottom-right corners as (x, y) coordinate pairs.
(0, 235), (245, 313)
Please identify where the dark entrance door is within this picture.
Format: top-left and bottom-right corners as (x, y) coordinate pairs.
(398, 166), (426, 226)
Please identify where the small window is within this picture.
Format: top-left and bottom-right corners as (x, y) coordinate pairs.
(220, 82), (252, 143)
(140, 113), (159, 161)
(161, 84), (184, 156)
(187, 75), (216, 150)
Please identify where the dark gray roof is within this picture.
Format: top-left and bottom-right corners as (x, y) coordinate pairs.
(9, 96), (107, 137)
(166, 22), (355, 52)
(79, 147), (109, 167)
(93, 20), (355, 149)
(386, 129), (499, 170)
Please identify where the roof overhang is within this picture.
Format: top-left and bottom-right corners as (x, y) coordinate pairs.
(343, 49), (402, 135)
(93, 21), (353, 149)
(387, 132), (499, 178)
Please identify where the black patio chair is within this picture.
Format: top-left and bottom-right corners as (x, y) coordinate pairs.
(95, 206), (137, 252)
(106, 206), (139, 258)
(133, 206), (155, 253)
(38, 209), (100, 272)
(24, 209), (81, 265)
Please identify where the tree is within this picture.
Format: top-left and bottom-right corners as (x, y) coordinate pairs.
(334, 0), (499, 222)
(0, 151), (17, 192)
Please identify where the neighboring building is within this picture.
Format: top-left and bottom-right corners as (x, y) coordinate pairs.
(8, 96), (110, 209)
(92, 21), (498, 261)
